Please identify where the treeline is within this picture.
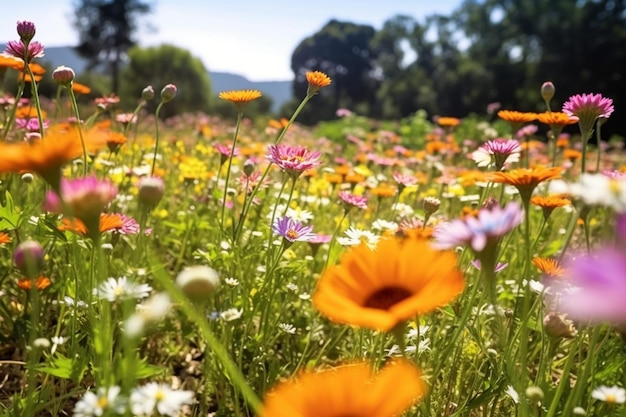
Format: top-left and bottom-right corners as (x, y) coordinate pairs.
(284, 0), (626, 137)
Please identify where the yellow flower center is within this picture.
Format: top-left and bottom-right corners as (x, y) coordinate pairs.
(286, 229), (299, 240)
(155, 389), (166, 401)
(97, 396), (108, 409)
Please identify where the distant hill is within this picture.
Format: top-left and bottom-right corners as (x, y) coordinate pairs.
(4, 45), (292, 112)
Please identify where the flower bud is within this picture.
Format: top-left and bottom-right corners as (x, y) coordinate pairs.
(541, 81), (555, 103)
(14, 240), (45, 278)
(243, 159), (255, 176)
(17, 21), (36, 43)
(423, 196), (441, 216)
(176, 266), (220, 301)
(160, 84), (177, 103)
(21, 173), (34, 183)
(525, 386), (544, 403)
(543, 312), (576, 339)
(52, 66), (75, 87)
(137, 177), (165, 208)
(142, 85), (155, 101)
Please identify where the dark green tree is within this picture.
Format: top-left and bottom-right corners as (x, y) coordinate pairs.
(290, 20), (380, 124)
(119, 44), (212, 118)
(72, 0), (152, 94)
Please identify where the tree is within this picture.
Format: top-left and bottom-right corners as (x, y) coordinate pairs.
(119, 44), (212, 118)
(290, 20), (380, 124)
(72, 0), (152, 94)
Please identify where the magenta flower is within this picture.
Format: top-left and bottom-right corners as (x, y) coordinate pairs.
(338, 190), (367, 210)
(432, 201), (524, 253)
(3, 40), (44, 63)
(44, 177), (118, 238)
(472, 139), (522, 170)
(214, 143), (239, 165)
(267, 144), (322, 178)
(272, 215), (315, 244)
(16, 21), (36, 43)
(562, 93), (614, 134)
(15, 118), (49, 132)
(553, 248), (626, 323)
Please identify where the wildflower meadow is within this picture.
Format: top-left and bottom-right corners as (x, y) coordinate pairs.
(3, 19), (626, 417)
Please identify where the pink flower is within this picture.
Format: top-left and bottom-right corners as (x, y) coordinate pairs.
(338, 190), (368, 210)
(562, 93), (614, 133)
(433, 201), (524, 253)
(3, 40), (44, 63)
(392, 172), (418, 188)
(472, 139), (522, 170)
(16, 21), (36, 43)
(44, 177), (118, 228)
(552, 247), (626, 323)
(267, 144), (322, 178)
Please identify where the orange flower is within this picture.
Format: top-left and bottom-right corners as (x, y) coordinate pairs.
(59, 213), (124, 235)
(537, 112), (578, 127)
(305, 71), (332, 94)
(261, 360), (426, 417)
(0, 123), (105, 190)
(437, 117), (461, 128)
(0, 55), (23, 70)
(425, 140), (447, 155)
(370, 183), (397, 198)
(218, 90), (262, 109)
(18, 72), (43, 83)
(106, 132), (127, 152)
(0, 232), (11, 244)
(530, 195), (571, 219)
(313, 236), (464, 331)
(72, 82), (92, 95)
(532, 257), (565, 278)
(563, 148), (582, 162)
(16, 276), (51, 291)
(488, 167), (562, 202)
(15, 106), (47, 119)
(497, 110), (538, 124)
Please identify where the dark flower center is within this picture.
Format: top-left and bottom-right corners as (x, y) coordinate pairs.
(363, 286), (412, 310)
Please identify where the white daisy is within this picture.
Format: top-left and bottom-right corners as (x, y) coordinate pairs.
(94, 276), (152, 302)
(337, 227), (380, 250)
(130, 382), (193, 417)
(73, 386), (124, 417)
(592, 385), (626, 404)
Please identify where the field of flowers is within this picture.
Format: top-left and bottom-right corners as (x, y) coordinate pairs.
(2, 20), (626, 417)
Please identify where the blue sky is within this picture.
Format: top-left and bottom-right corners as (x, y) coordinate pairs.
(2, 0), (461, 81)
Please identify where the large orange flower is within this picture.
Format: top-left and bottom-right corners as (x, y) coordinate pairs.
(313, 236), (464, 331)
(0, 123), (105, 190)
(262, 360), (425, 417)
(488, 167), (562, 202)
(536, 112), (578, 127)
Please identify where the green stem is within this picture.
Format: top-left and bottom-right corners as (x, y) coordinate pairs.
(151, 101), (166, 177)
(24, 64), (45, 139)
(1, 77), (26, 140)
(67, 87), (88, 175)
(221, 111), (243, 233)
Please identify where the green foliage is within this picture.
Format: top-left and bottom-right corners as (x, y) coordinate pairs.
(72, 0), (152, 93)
(120, 44), (213, 118)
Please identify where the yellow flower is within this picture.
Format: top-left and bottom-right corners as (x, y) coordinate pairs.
(305, 71), (332, 95)
(218, 90), (262, 109)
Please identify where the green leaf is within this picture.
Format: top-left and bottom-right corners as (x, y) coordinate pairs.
(0, 191), (20, 230)
(37, 352), (89, 381)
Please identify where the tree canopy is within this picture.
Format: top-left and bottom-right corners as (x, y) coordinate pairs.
(73, 0), (152, 94)
(289, 0), (626, 137)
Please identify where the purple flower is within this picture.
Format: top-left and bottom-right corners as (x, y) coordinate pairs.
(3, 40), (44, 63)
(338, 190), (367, 210)
(562, 93), (614, 134)
(553, 248), (626, 323)
(267, 144), (322, 178)
(16, 21), (36, 43)
(433, 201), (524, 253)
(15, 118), (48, 133)
(272, 216), (315, 243)
(471, 259), (509, 273)
(44, 177), (118, 225)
